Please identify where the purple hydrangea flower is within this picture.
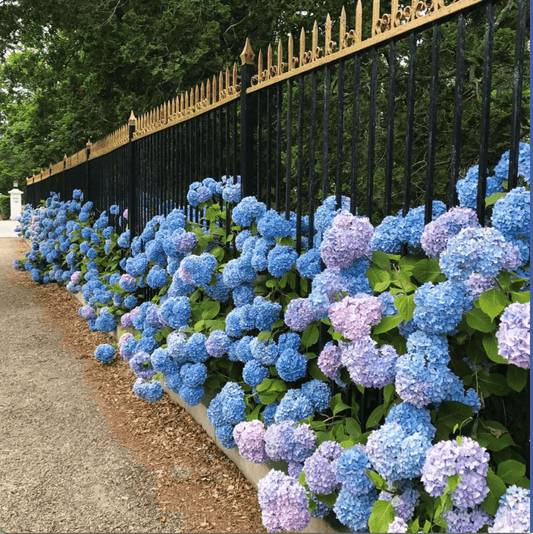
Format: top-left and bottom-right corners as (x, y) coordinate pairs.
(444, 506), (493, 533)
(233, 420), (269, 463)
(320, 211), (373, 268)
(421, 207), (480, 259)
(264, 421), (316, 463)
(496, 302), (530, 369)
(340, 336), (398, 388)
(205, 330), (231, 358)
(257, 470), (312, 533)
(285, 297), (318, 332)
(488, 485), (529, 533)
(318, 342), (343, 383)
(329, 294), (385, 341)
(421, 437), (489, 509)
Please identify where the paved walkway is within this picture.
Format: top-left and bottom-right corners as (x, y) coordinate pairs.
(0, 237), (186, 533)
(0, 220), (20, 237)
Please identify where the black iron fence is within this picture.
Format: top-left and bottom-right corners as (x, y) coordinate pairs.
(26, 0), (529, 240)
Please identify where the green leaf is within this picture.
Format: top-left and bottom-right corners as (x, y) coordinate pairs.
(481, 470), (507, 515)
(366, 404), (388, 429)
(372, 251), (391, 270)
(411, 259), (442, 283)
(437, 402), (474, 430)
(365, 469), (387, 489)
(497, 459), (526, 485)
(333, 402), (351, 415)
(257, 331), (272, 341)
(485, 191), (507, 206)
(368, 500), (395, 534)
(478, 373), (512, 396)
(345, 417), (362, 438)
(511, 290), (530, 304)
(201, 300), (220, 320)
(315, 491), (337, 508)
(394, 293), (416, 322)
(205, 376), (221, 390)
(409, 518), (420, 534)
(372, 315), (403, 335)
(298, 470), (307, 487)
(477, 431), (515, 451)
(246, 404), (262, 421)
(367, 265), (391, 291)
(309, 361), (328, 382)
(256, 378), (273, 393)
(257, 391), (279, 405)
(483, 333), (508, 364)
(445, 474), (461, 495)
(479, 289), (509, 320)
(465, 307), (497, 333)
(507, 365), (528, 392)
(383, 384), (395, 404)
(301, 323), (319, 349)
(265, 279), (277, 288)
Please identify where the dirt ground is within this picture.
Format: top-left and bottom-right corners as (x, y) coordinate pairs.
(1, 237), (266, 534)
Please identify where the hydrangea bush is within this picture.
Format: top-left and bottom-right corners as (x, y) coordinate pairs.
(15, 146), (530, 533)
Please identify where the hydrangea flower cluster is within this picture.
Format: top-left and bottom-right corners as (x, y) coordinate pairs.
(329, 294), (384, 341)
(257, 470), (312, 532)
(488, 485), (530, 533)
(94, 344), (116, 363)
(206, 382), (246, 449)
(495, 302), (530, 369)
(421, 437), (490, 509)
(444, 506), (493, 533)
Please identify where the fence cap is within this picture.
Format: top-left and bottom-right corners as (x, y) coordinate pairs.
(128, 110), (137, 125)
(240, 38), (255, 65)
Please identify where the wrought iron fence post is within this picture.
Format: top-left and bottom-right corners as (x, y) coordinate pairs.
(127, 111), (137, 240)
(240, 38), (256, 198)
(85, 140), (91, 203)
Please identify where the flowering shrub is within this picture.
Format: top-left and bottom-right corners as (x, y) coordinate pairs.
(15, 145), (530, 532)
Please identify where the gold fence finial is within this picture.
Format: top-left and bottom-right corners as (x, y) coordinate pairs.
(267, 44), (273, 79)
(288, 33), (295, 71)
(299, 27), (306, 66)
(340, 7), (347, 50)
(277, 39), (283, 75)
(240, 37), (255, 65)
(372, 0), (381, 36)
(233, 62), (238, 90)
(355, 0), (363, 43)
(312, 20), (320, 60)
(129, 110), (136, 125)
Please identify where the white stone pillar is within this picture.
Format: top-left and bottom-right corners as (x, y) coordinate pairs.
(8, 187), (23, 220)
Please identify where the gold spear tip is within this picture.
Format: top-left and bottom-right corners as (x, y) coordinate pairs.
(240, 37), (255, 65)
(86, 139), (92, 147)
(128, 110), (136, 125)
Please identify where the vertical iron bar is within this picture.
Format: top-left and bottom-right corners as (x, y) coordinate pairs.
(285, 80), (293, 219)
(296, 76), (305, 257)
(424, 24), (441, 225)
(308, 71), (318, 247)
(266, 87), (272, 208)
(384, 41), (396, 217)
(225, 104), (230, 180)
(218, 107), (223, 180)
(351, 55), (361, 216)
(449, 15), (466, 207)
(242, 58), (261, 198)
(508, 0), (527, 190)
(403, 33), (418, 218)
(257, 91), (263, 202)
(366, 48), (378, 219)
(233, 100), (238, 185)
(336, 61), (345, 210)
(276, 84), (282, 212)
(476, 2), (495, 225)
(322, 64), (332, 200)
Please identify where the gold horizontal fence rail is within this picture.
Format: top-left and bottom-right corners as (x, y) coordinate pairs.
(247, 0), (485, 92)
(132, 63), (241, 141)
(25, 61), (241, 184)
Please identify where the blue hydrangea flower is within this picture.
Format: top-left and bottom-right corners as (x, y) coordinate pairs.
(274, 389), (314, 423)
(133, 378), (164, 402)
(94, 344), (116, 364)
(335, 445), (374, 495)
(333, 489), (378, 533)
(275, 349), (308, 382)
(256, 210), (292, 239)
(243, 360), (269, 387)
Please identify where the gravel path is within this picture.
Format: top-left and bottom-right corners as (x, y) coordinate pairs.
(0, 237), (186, 533)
